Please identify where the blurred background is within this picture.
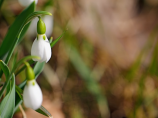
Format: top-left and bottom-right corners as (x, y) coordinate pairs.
(1, 0), (158, 118)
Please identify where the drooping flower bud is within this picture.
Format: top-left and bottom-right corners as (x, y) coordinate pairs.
(18, 0), (38, 7)
(25, 62), (34, 81)
(27, 7), (53, 37)
(31, 17), (52, 63)
(23, 62), (43, 110)
(37, 17), (46, 34)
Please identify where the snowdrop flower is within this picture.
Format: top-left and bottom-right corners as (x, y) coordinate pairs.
(23, 62), (43, 110)
(23, 79), (43, 110)
(18, 0), (38, 7)
(31, 34), (51, 62)
(31, 17), (52, 63)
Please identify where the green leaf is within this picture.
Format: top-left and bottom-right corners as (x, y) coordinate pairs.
(11, 55), (40, 73)
(36, 106), (52, 117)
(0, 60), (10, 98)
(0, 75), (15, 118)
(0, 56), (39, 101)
(0, 60), (10, 80)
(0, 66), (15, 118)
(50, 30), (66, 47)
(15, 60), (34, 76)
(15, 85), (23, 100)
(14, 93), (22, 113)
(0, 2), (36, 62)
(66, 46), (110, 117)
(12, 52), (18, 70)
(34, 62), (45, 79)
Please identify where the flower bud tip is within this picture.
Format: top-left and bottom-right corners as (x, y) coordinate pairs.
(37, 17), (46, 34)
(25, 62), (35, 81)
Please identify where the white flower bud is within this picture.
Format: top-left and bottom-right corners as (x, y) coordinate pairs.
(31, 34), (52, 63)
(18, 0), (38, 7)
(23, 80), (42, 110)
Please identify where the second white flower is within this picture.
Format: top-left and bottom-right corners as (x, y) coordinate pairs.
(23, 80), (43, 110)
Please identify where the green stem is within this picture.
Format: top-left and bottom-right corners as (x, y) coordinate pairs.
(15, 60), (35, 76)
(50, 30), (66, 47)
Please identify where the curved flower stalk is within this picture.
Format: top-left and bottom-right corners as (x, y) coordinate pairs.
(18, 0), (38, 7)
(27, 11), (53, 37)
(31, 17), (52, 63)
(23, 62), (43, 110)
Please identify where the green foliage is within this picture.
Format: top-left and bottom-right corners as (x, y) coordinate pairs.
(50, 30), (66, 47)
(0, 2), (35, 64)
(15, 85), (23, 100)
(33, 62), (45, 79)
(0, 1), (54, 117)
(0, 61), (15, 118)
(66, 46), (110, 118)
(36, 106), (52, 117)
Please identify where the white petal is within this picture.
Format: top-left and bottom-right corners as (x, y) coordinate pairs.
(18, 0), (38, 7)
(43, 39), (52, 63)
(23, 80), (43, 110)
(31, 37), (45, 62)
(31, 35), (52, 62)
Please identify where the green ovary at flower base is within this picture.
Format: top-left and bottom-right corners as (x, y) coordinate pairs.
(31, 17), (52, 63)
(23, 62), (43, 110)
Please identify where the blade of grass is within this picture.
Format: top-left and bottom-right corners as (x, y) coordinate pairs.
(66, 46), (110, 118)
(50, 30), (66, 47)
(15, 60), (34, 76)
(125, 25), (158, 81)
